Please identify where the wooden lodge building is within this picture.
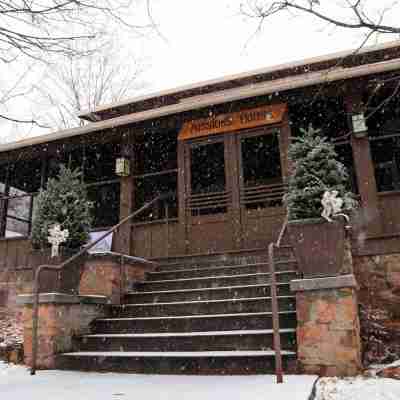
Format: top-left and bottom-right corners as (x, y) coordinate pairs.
(1, 40), (400, 259)
(2, 41), (400, 375)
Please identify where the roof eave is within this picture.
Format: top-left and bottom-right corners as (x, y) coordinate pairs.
(2, 57), (400, 154)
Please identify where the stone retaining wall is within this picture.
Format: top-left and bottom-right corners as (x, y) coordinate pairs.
(353, 254), (400, 364)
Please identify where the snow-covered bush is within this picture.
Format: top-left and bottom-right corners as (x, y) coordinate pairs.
(31, 165), (92, 250)
(286, 125), (356, 221)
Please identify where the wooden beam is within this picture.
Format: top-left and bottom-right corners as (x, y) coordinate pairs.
(279, 110), (292, 183)
(177, 140), (187, 255)
(114, 130), (135, 254)
(345, 89), (382, 236)
(226, 134), (242, 249)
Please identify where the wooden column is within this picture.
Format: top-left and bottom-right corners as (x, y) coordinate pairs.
(226, 134), (242, 249)
(345, 90), (382, 236)
(176, 140), (187, 255)
(279, 110), (293, 183)
(115, 131), (135, 255)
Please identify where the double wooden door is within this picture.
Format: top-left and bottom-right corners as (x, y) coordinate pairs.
(184, 126), (287, 253)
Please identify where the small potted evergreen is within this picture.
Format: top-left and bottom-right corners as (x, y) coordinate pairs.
(31, 165), (92, 293)
(286, 126), (356, 278)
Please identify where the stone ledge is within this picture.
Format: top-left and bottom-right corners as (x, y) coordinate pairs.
(87, 251), (158, 269)
(290, 274), (358, 292)
(16, 293), (108, 306)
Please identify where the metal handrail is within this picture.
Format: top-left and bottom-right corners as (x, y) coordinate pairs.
(268, 218), (288, 384)
(30, 192), (172, 375)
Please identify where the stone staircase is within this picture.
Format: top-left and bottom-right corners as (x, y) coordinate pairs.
(58, 248), (299, 374)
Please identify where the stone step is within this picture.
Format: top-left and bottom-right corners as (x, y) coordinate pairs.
(75, 329), (296, 352)
(137, 270), (297, 292)
(149, 261), (297, 281)
(92, 311), (297, 334)
(113, 296), (296, 318)
(153, 247), (294, 272)
(125, 282), (292, 304)
(57, 350), (297, 374)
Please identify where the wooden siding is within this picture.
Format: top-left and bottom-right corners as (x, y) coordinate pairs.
(0, 238), (31, 271)
(379, 191), (400, 234)
(241, 207), (286, 249)
(131, 220), (180, 259)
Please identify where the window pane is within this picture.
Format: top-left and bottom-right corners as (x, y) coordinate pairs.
(191, 142), (226, 195)
(241, 131), (281, 187)
(10, 159), (42, 193)
(5, 217), (29, 237)
(135, 130), (177, 175)
(84, 142), (121, 183)
(135, 173), (178, 221)
(370, 137), (400, 192)
(0, 163), (7, 193)
(87, 182), (120, 228)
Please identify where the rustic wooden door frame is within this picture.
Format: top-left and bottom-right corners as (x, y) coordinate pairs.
(183, 135), (235, 253)
(235, 125), (286, 248)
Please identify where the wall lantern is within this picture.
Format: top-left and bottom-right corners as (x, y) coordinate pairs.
(351, 113), (368, 138)
(115, 157), (130, 177)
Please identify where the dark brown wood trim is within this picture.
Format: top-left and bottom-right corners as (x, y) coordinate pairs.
(345, 89), (382, 236)
(177, 140), (187, 254)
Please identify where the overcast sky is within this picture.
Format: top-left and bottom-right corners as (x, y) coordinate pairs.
(1, 0), (399, 143)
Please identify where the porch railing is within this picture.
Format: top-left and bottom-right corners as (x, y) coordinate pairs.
(241, 182), (286, 208)
(30, 192), (173, 376)
(267, 217), (288, 384)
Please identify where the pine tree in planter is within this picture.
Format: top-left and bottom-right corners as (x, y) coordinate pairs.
(32, 165), (92, 250)
(31, 166), (92, 293)
(286, 126), (356, 278)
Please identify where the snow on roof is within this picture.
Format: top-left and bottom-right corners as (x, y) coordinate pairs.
(78, 40), (400, 118)
(1, 40), (400, 155)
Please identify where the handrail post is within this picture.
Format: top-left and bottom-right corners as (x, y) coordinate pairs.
(268, 242), (283, 384)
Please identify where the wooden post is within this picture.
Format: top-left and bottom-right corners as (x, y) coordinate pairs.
(278, 110), (292, 183)
(344, 89), (382, 236)
(116, 131), (135, 254)
(177, 140), (187, 255)
(226, 134), (242, 249)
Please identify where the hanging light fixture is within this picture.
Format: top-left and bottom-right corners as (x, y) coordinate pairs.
(115, 157), (130, 177)
(351, 113), (368, 138)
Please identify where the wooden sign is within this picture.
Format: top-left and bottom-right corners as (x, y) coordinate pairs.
(178, 104), (287, 141)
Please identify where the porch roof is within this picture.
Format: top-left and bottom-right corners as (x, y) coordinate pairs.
(1, 40), (400, 154)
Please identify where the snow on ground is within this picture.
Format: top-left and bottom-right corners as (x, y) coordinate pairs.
(315, 376), (400, 400)
(0, 362), (316, 400)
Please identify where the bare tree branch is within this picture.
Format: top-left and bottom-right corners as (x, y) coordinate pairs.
(241, 1), (400, 34)
(0, 112), (48, 127)
(33, 39), (147, 129)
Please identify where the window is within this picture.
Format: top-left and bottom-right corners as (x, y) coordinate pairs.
(289, 95), (357, 193)
(367, 90), (400, 192)
(240, 130), (283, 209)
(83, 141), (121, 227)
(189, 140), (227, 216)
(134, 130), (178, 222)
(5, 159), (42, 237)
(191, 141), (226, 195)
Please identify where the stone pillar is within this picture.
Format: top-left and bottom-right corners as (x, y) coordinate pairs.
(17, 293), (107, 369)
(291, 275), (362, 376)
(79, 252), (157, 304)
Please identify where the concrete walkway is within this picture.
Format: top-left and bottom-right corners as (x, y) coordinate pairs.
(0, 362), (316, 400)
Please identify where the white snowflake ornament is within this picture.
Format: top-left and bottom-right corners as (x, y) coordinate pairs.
(321, 190), (344, 222)
(48, 224), (69, 258)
